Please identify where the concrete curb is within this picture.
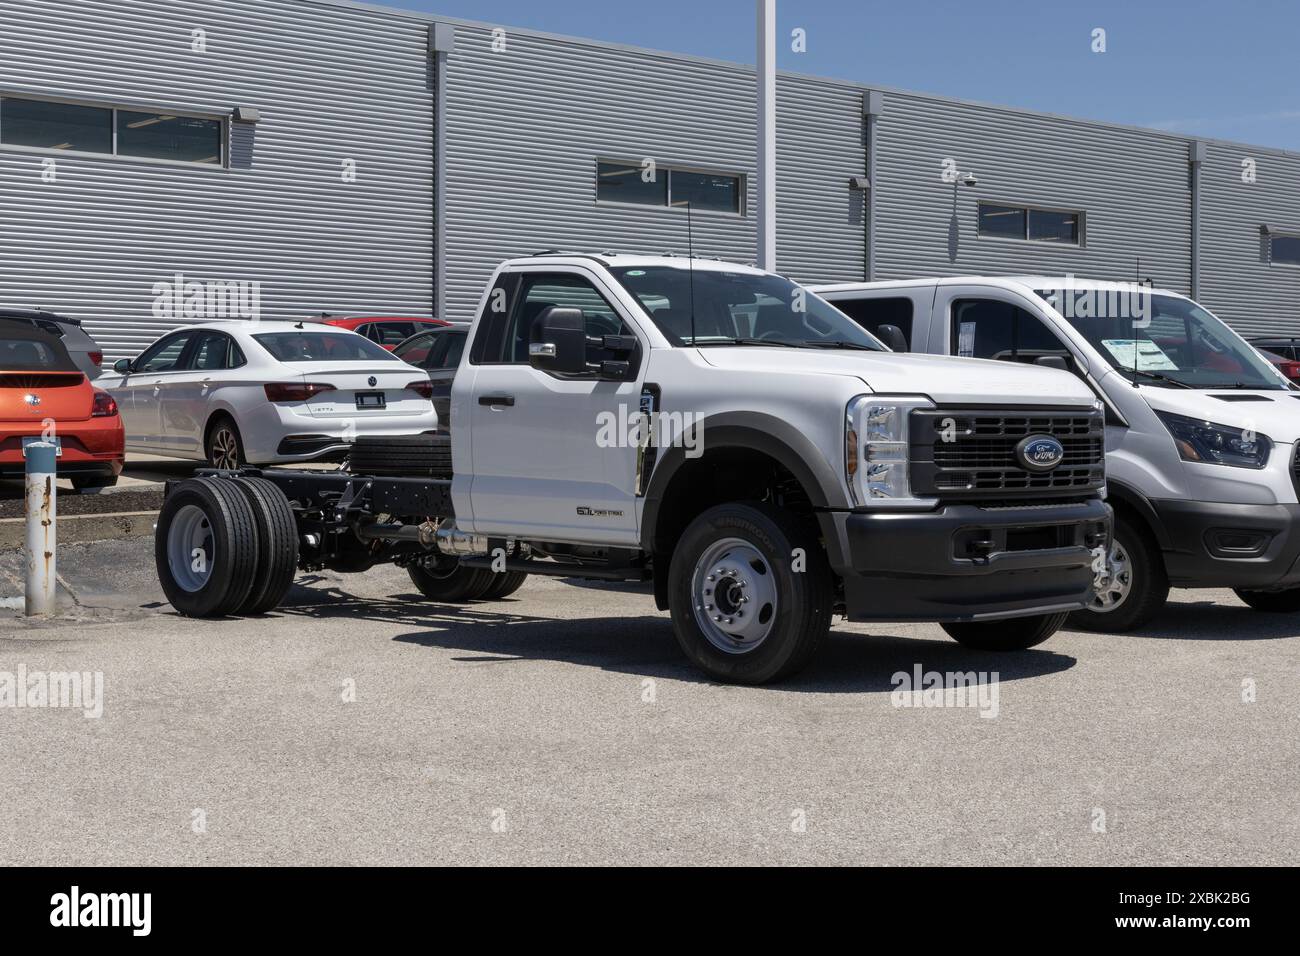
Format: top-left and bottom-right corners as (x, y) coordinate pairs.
(0, 511), (157, 549)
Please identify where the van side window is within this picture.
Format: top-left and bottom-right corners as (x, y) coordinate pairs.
(834, 297), (914, 348)
(951, 299), (1073, 368)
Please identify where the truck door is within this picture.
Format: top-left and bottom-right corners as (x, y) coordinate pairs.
(465, 268), (646, 546)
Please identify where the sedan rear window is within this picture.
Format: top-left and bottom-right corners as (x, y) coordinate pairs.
(253, 332), (398, 363)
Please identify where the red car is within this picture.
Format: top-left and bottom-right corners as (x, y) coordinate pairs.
(1257, 348), (1300, 383)
(0, 325), (123, 491)
(308, 315), (449, 350)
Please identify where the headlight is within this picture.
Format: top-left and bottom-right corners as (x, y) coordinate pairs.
(845, 395), (934, 507)
(1155, 411), (1271, 469)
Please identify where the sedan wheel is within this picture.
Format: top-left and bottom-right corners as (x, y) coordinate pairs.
(207, 420), (244, 470)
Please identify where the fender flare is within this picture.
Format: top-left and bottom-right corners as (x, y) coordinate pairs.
(639, 411), (844, 554)
(1105, 478), (1171, 551)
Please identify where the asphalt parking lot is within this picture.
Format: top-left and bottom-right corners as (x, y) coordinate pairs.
(1, 533), (1297, 866)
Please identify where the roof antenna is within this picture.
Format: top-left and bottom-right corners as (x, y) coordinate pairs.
(685, 199), (697, 346)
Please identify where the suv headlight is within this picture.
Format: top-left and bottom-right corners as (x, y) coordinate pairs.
(845, 395), (934, 507)
(1155, 411), (1272, 469)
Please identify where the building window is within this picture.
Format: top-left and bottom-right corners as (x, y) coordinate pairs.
(1269, 233), (1300, 266)
(597, 160), (743, 214)
(979, 202), (1082, 245)
(0, 95), (223, 165)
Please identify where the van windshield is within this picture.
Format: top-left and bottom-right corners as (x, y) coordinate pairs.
(611, 265), (884, 350)
(1036, 288), (1288, 390)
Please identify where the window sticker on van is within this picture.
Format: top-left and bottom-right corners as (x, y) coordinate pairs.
(1101, 338), (1179, 371)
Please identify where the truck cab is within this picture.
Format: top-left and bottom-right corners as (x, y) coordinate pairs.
(815, 275), (1300, 630)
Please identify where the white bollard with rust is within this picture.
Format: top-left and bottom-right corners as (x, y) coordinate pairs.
(24, 439), (57, 616)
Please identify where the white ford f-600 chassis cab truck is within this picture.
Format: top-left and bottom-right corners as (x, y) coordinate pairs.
(154, 253), (1111, 684)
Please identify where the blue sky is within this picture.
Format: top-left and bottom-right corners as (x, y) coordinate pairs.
(382, 0), (1300, 151)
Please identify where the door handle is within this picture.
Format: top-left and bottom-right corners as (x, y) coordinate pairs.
(478, 395), (515, 407)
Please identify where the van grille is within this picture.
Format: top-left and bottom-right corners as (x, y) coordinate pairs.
(910, 409), (1105, 500)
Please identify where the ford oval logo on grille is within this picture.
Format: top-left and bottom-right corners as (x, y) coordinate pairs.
(1016, 435), (1065, 473)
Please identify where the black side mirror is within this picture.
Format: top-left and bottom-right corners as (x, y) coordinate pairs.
(876, 324), (908, 352)
(113, 358), (133, 375)
(1035, 354), (1070, 372)
(529, 306), (589, 375)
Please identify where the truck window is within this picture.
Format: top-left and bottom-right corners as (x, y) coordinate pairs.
(501, 273), (632, 364)
(951, 299), (1073, 368)
(833, 297), (914, 348)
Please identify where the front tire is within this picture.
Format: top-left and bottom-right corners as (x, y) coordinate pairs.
(668, 503), (831, 685)
(941, 611), (1068, 651)
(1069, 514), (1169, 632)
(1233, 586), (1300, 612)
(481, 570), (528, 600)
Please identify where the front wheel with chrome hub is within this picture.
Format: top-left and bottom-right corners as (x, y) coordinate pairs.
(669, 503), (831, 685)
(1069, 514), (1168, 633)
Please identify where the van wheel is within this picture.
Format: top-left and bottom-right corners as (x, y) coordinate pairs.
(155, 477), (259, 617)
(206, 415), (246, 470)
(408, 557), (495, 602)
(1233, 586), (1300, 612)
(481, 571), (528, 600)
(941, 612), (1067, 650)
(668, 503), (832, 685)
(1069, 515), (1168, 632)
(230, 476), (299, 614)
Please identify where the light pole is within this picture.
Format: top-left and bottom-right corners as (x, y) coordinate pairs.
(756, 0), (776, 271)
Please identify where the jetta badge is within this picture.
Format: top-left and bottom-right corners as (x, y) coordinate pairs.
(368, 376), (377, 387)
(1016, 434), (1065, 473)
(24, 393), (40, 407)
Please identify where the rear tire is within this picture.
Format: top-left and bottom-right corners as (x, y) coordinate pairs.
(668, 502), (832, 685)
(206, 415), (247, 470)
(481, 570), (528, 600)
(941, 611), (1068, 651)
(230, 476), (299, 614)
(155, 477), (259, 617)
(408, 557), (495, 602)
(1069, 514), (1169, 632)
(1233, 586), (1300, 612)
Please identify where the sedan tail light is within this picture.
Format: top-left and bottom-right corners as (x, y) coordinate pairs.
(264, 382), (336, 402)
(91, 391), (118, 417)
(406, 379), (434, 399)
(89, 351), (103, 368)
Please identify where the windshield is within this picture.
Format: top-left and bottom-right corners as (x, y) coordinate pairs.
(610, 266), (885, 350)
(1036, 288), (1288, 390)
(254, 331), (399, 364)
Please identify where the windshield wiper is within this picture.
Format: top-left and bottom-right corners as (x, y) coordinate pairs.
(693, 337), (813, 349)
(1126, 368), (1194, 389)
(796, 340), (880, 351)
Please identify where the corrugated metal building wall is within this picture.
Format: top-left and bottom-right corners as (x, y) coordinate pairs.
(872, 92), (1194, 293)
(3, 0), (1300, 354)
(1198, 142), (1300, 335)
(439, 24), (866, 323)
(0, 0), (435, 357)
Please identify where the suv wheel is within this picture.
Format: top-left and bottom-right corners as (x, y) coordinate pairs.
(668, 503), (831, 685)
(1069, 515), (1169, 632)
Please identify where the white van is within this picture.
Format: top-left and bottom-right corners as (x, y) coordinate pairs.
(812, 276), (1300, 630)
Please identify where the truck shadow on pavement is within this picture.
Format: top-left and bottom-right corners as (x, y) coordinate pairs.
(1111, 597), (1300, 641)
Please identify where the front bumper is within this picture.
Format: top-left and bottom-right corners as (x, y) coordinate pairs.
(1151, 498), (1300, 590)
(823, 498), (1111, 622)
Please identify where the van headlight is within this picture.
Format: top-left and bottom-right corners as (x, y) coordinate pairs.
(845, 395), (934, 507)
(1155, 411), (1272, 469)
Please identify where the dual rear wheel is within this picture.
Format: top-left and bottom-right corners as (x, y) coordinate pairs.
(155, 476), (298, 617)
